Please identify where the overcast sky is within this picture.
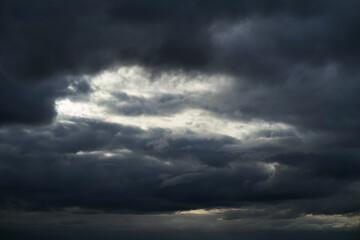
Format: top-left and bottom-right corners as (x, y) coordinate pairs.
(1, 1), (360, 239)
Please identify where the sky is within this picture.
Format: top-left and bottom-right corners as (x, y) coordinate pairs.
(1, 1), (360, 239)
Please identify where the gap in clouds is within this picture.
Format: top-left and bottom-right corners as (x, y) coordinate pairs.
(55, 65), (298, 141)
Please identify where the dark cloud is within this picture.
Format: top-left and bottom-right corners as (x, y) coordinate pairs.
(1, 0), (360, 131)
(1, 0), (360, 237)
(108, 92), (189, 116)
(1, 228), (359, 240)
(0, 119), (359, 216)
(222, 206), (304, 220)
(0, 74), (76, 125)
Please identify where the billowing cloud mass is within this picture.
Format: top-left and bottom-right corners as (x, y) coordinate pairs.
(0, 1), (360, 239)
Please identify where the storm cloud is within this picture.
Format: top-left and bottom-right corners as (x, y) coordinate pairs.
(1, 1), (360, 239)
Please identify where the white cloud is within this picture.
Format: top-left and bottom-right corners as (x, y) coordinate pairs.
(56, 66), (297, 141)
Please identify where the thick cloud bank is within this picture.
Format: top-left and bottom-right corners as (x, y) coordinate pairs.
(1, 1), (360, 239)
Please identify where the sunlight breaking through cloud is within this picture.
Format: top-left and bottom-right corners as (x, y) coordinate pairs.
(56, 66), (296, 140)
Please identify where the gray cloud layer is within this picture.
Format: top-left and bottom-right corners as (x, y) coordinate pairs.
(1, 0), (360, 238)
(1, 119), (359, 216)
